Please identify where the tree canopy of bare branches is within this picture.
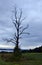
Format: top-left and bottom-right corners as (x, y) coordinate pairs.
(3, 7), (29, 50)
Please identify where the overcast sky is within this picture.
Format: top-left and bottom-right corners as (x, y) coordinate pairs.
(0, 0), (42, 49)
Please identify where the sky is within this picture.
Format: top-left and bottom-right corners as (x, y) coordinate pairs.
(0, 0), (42, 49)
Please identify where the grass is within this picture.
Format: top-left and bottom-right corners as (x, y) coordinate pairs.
(0, 53), (42, 65)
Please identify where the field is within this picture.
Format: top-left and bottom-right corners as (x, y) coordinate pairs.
(0, 53), (42, 65)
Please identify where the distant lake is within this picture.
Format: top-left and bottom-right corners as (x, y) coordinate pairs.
(0, 49), (13, 52)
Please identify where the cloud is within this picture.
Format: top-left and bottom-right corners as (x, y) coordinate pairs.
(0, 0), (42, 49)
(0, 44), (14, 49)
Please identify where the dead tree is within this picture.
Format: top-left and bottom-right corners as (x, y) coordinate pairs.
(3, 7), (29, 59)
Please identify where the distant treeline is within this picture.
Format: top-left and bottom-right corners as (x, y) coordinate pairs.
(21, 46), (42, 53)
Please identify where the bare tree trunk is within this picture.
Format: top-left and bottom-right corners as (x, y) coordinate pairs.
(16, 22), (19, 48)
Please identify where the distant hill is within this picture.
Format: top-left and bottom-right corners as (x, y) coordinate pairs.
(22, 46), (42, 53)
(31, 46), (42, 53)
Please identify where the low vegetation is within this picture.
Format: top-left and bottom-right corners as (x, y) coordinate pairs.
(0, 52), (42, 65)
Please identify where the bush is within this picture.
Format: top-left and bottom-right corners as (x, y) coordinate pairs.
(13, 46), (22, 61)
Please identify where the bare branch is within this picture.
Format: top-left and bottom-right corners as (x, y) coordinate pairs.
(19, 24), (29, 35)
(19, 25), (23, 29)
(13, 33), (17, 40)
(14, 7), (17, 21)
(18, 9), (22, 22)
(18, 17), (26, 26)
(13, 22), (17, 29)
(3, 38), (16, 44)
(21, 17), (26, 22)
